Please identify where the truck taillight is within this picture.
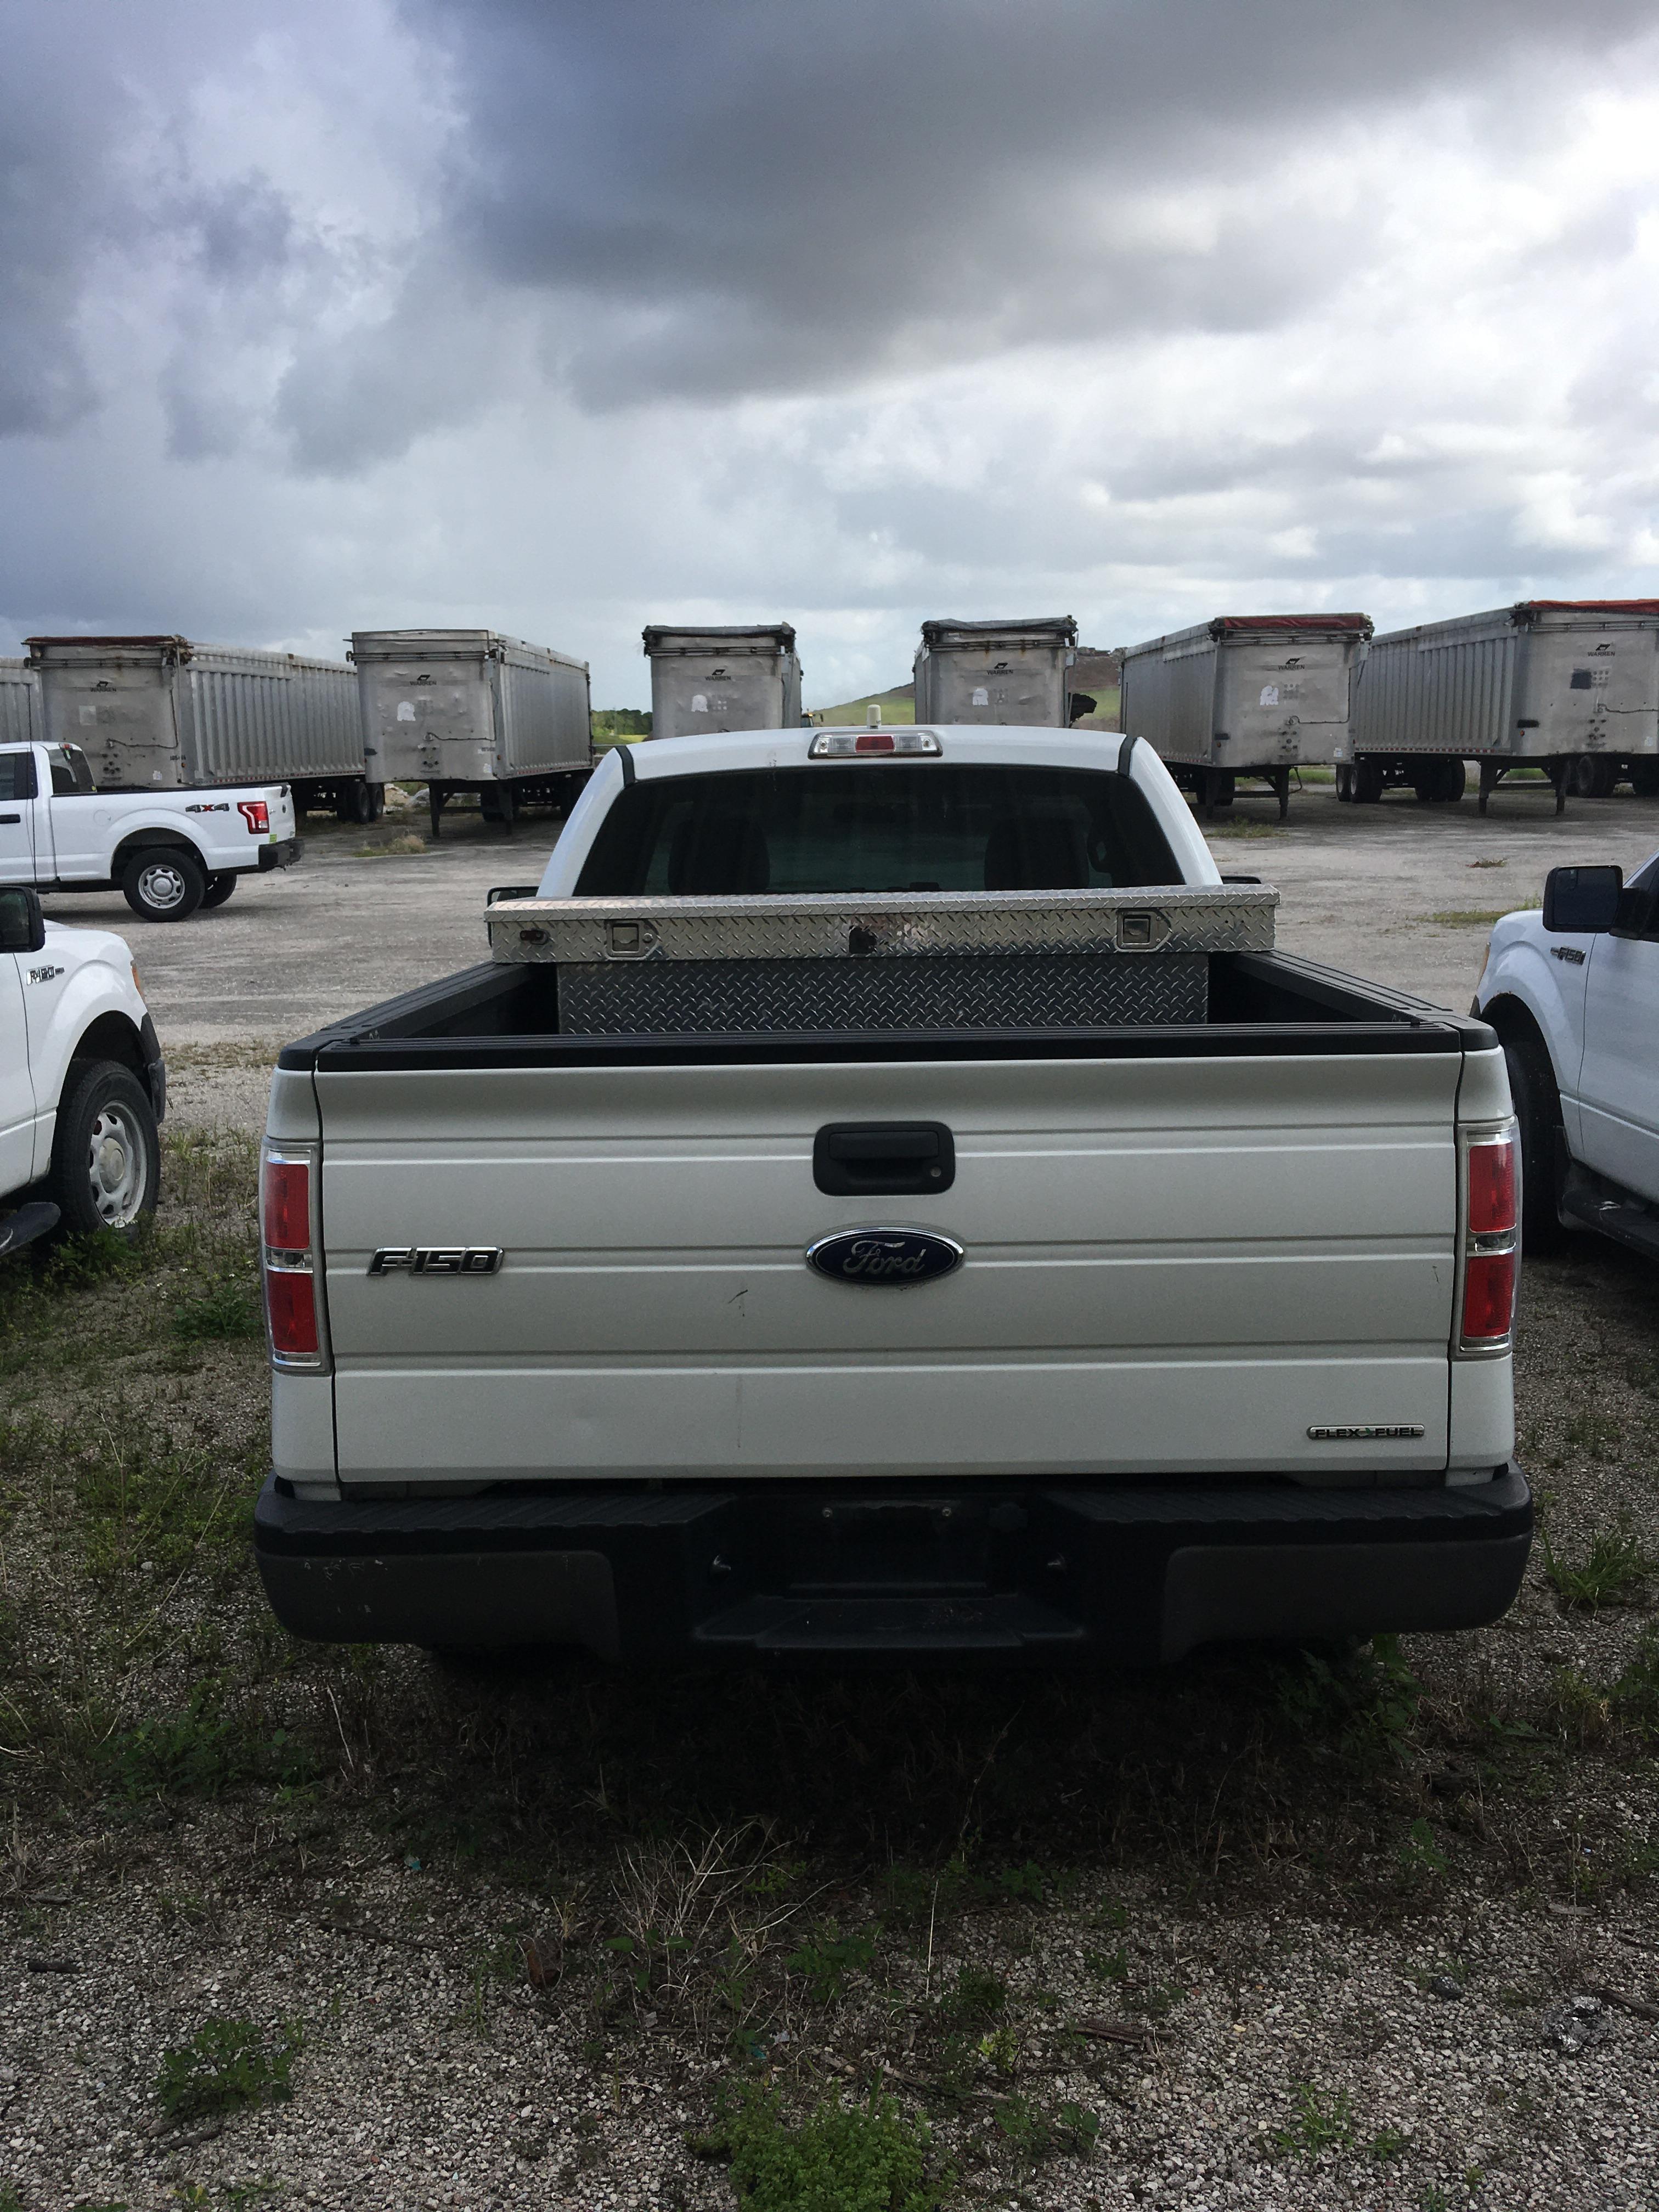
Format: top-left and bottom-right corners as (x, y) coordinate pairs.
(262, 1143), (328, 1369)
(1457, 1125), (1518, 1355)
(238, 799), (270, 834)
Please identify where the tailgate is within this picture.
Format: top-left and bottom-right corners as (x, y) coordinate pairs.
(318, 1050), (1459, 1487)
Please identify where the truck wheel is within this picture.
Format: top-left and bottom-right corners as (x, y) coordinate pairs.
(200, 872), (238, 910)
(122, 847), (206, 922)
(1631, 760), (1659, 797)
(366, 782), (386, 822)
(1502, 1027), (1564, 1256)
(1335, 764), (1355, 803)
(46, 1061), (160, 1240)
(338, 781), (374, 825)
(1353, 760), (1385, 804)
(1567, 755), (1616, 799)
(1413, 757), (1465, 804)
(480, 784), (518, 832)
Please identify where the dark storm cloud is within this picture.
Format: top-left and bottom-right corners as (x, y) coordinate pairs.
(397, 0), (1658, 405)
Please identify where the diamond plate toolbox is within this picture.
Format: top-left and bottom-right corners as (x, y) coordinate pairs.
(486, 886), (1276, 1034)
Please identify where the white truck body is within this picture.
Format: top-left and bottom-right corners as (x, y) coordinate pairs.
(26, 634), (373, 823)
(644, 625), (802, 740)
(0, 740), (300, 921)
(1475, 847), (1659, 1261)
(913, 618), (1078, 728)
(1118, 614), (1373, 818)
(0, 660), (38, 748)
(255, 727), (1530, 1665)
(0, 888), (166, 1256)
(349, 629), (592, 838)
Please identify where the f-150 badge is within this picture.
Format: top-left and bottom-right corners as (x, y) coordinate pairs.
(806, 1228), (963, 1286)
(369, 1247), (504, 1275)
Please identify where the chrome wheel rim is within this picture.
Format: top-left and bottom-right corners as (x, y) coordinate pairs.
(139, 861), (188, 911)
(87, 1102), (147, 1228)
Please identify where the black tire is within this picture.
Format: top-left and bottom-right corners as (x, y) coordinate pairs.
(1501, 1025), (1564, 1256)
(1567, 754), (1616, 799)
(121, 846), (206, 922)
(1353, 759), (1385, 804)
(45, 1061), (160, 1242)
(480, 783), (518, 831)
(200, 872), (238, 910)
(366, 782), (386, 822)
(1630, 759), (1659, 797)
(337, 781), (374, 825)
(1414, 757), (1465, 804)
(1335, 764), (1355, 803)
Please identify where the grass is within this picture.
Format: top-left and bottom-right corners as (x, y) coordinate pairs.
(697, 2086), (940, 2212)
(1542, 1528), (1650, 1610)
(1206, 817), (1285, 838)
(1428, 906), (1536, 927)
(354, 832), (427, 856)
(1271, 2083), (1355, 2157)
(154, 2017), (302, 2123)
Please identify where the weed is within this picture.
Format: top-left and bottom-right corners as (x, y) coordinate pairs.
(787, 1922), (878, 2005)
(698, 2084), (940, 2212)
(98, 1688), (314, 1802)
(1369, 2125), (1411, 2160)
(172, 1278), (262, 1342)
(1277, 1635), (1421, 1762)
(1082, 1946), (1130, 1984)
(154, 2017), (302, 2123)
(1398, 1818), (1449, 1881)
(1207, 819), (1285, 839)
(1271, 2083), (1355, 2157)
(936, 1965), (1006, 2028)
(1547, 1667), (1612, 1747)
(1543, 1527), (1648, 1609)
(1422, 2189), (1451, 2211)
(1613, 1626), (1659, 1743)
(1564, 1409), (1622, 1460)
(977, 2025), (1018, 2076)
(42, 1229), (149, 1290)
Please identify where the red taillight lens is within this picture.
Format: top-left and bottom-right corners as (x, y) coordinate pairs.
(1468, 1137), (1516, 1235)
(855, 730), (895, 753)
(264, 1267), (319, 1357)
(263, 1159), (310, 1253)
(1462, 1250), (1517, 1341)
(238, 799), (270, 834)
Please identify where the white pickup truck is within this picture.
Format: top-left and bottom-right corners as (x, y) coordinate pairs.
(0, 738), (301, 921)
(0, 885), (165, 1259)
(1475, 849), (1659, 1262)
(253, 726), (1531, 1665)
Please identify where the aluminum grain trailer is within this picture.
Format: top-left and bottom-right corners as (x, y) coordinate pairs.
(913, 617), (1079, 727)
(350, 629), (592, 839)
(0, 660), (38, 747)
(1342, 600), (1659, 815)
(24, 635), (371, 819)
(642, 624), (802, 740)
(1118, 614), (1373, 820)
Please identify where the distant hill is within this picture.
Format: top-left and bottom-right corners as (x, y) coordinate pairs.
(808, 682), (916, 726)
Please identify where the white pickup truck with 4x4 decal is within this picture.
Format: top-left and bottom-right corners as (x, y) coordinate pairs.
(0, 738), (301, 920)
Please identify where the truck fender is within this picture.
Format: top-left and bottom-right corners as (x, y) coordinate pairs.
(1479, 934), (1583, 1110)
(27, 986), (151, 1181)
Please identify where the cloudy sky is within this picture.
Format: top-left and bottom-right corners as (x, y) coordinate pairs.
(4, 0), (1659, 707)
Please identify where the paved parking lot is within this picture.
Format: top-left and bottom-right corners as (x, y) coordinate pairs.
(38, 778), (1659, 1128)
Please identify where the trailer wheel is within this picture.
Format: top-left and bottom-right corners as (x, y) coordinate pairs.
(1631, 760), (1659, 797)
(122, 847), (206, 922)
(338, 781), (374, 825)
(480, 784), (518, 832)
(45, 1060), (160, 1240)
(1353, 760), (1385, 804)
(1413, 758), (1465, 804)
(1335, 764), (1355, 803)
(200, 872), (238, 910)
(366, 782), (385, 822)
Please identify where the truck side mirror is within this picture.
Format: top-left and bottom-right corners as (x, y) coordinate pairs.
(1542, 864), (1622, 934)
(0, 887), (46, 954)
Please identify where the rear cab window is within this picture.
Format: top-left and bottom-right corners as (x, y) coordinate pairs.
(574, 764), (1181, 896)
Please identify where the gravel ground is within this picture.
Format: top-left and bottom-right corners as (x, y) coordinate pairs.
(3, 775), (1655, 2211)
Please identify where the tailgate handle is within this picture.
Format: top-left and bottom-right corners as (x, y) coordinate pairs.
(814, 1121), (956, 1195)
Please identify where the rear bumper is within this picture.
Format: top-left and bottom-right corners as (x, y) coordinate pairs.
(254, 1466), (1532, 1665)
(256, 837), (303, 872)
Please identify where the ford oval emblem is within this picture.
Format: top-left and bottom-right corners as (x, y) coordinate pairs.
(806, 1226), (963, 1286)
